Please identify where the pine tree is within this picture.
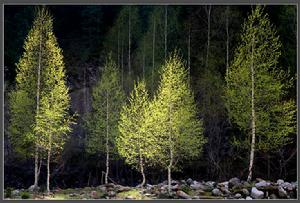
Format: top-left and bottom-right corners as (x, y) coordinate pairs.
(117, 80), (156, 187)
(146, 52), (206, 194)
(225, 6), (296, 182)
(9, 7), (73, 190)
(84, 55), (125, 184)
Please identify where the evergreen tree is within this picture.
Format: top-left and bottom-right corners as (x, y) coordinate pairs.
(117, 80), (155, 187)
(9, 7), (73, 190)
(225, 6), (296, 182)
(84, 55), (125, 184)
(146, 52), (206, 193)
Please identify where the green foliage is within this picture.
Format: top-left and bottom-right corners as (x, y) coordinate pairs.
(85, 55), (125, 155)
(225, 6), (296, 152)
(117, 80), (156, 171)
(9, 7), (73, 158)
(20, 191), (31, 199)
(5, 188), (13, 198)
(146, 52), (206, 170)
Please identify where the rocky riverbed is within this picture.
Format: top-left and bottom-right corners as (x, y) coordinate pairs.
(5, 177), (298, 200)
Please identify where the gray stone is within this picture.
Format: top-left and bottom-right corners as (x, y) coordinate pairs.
(235, 193), (242, 198)
(212, 188), (222, 196)
(242, 188), (250, 196)
(171, 180), (179, 185)
(12, 189), (19, 196)
(269, 194), (277, 199)
(125, 195), (135, 199)
(186, 178), (193, 185)
(180, 180), (187, 185)
(108, 191), (116, 197)
(220, 187), (231, 195)
(28, 185), (40, 192)
(229, 177), (240, 188)
(206, 181), (216, 188)
(251, 187), (264, 199)
(255, 180), (271, 189)
(278, 186), (287, 198)
(176, 190), (191, 199)
(281, 182), (295, 191)
(218, 181), (229, 188)
(246, 196), (252, 200)
(277, 179), (284, 186)
(190, 181), (202, 190)
(98, 186), (106, 192)
(171, 184), (179, 190)
(116, 185), (131, 192)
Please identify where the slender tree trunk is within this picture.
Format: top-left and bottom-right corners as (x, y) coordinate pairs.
(226, 6), (229, 76)
(188, 25), (191, 83)
(46, 145), (51, 194)
(128, 6), (131, 76)
(37, 156), (42, 178)
(121, 40), (124, 89)
(152, 17), (156, 93)
(143, 38), (145, 80)
(206, 5), (211, 69)
(34, 30), (43, 189)
(105, 91), (109, 184)
(164, 5), (168, 60)
(117, 26), (120, 68)
(247, 36), (256, 182)
(139, 154), (146, 187)
(167, 104), (173, 194)
(267, 154), (270, 180)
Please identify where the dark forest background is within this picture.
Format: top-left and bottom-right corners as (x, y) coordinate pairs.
(4, 5), (297, 189)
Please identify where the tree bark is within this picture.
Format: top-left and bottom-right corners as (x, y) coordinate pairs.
(46, 146), (51, 194)
(206, 5), (211, 69)
(128, 6), (131, 76)
(105, 91), (109, 184)
(117, 26), (120, 67)
(226, 6), (229, 76)
(139, 154), (146, 187)
(164, 5), (168, 60)
(34, 28), (43, 188)
(143, 38), (145, 80)
(152, 17), (156, 93)
(167, 104), (173, 194)
(121, 40), (124, 89)
(247, 36), (256, 182)
(188, 25), (191, 83)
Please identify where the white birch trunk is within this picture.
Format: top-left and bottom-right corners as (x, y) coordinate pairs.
(247, 36), (256, 182)
(46, 144), (51, 194)
(34, 29), (43, 188)
(188, 25), (191, 83)
(206, 5), (211, 69)
(164, 5), (168, 60)
(167, 104), (173, 194)
(152, 17), (156, 93)
(226, 6), (230, 76)
(105, 91), (109, 184)
(128, 6), (131, 76)
(143, 38), (145, 80)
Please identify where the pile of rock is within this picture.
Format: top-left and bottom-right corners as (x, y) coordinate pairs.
(141, 177), (297, 199)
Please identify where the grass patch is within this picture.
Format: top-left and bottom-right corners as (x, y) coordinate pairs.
(20, 191), (31, 199)
(116, 188), (149, 200)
